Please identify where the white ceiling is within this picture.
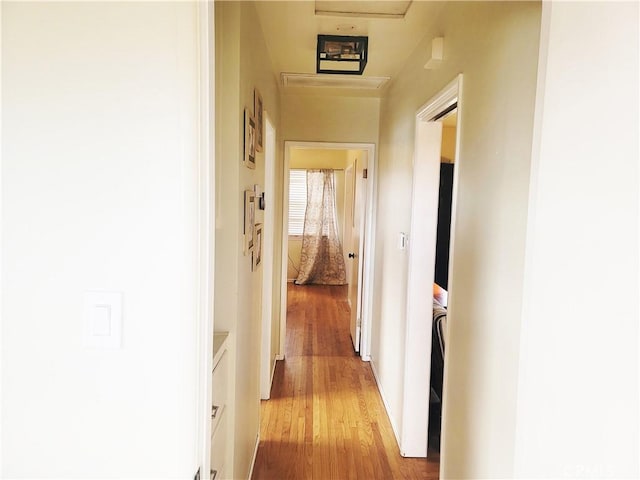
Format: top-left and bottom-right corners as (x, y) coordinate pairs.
(254, 1), (445, 93)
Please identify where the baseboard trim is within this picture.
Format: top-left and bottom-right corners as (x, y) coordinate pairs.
(247, 433), (260, 480)
(369, 359), (402, 451)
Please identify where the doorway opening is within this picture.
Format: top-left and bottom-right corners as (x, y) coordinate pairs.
(428, 106), (457, 451)
(279, 142), (377, 360)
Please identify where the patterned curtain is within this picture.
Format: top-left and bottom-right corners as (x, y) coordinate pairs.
(295, 169), (347, 285)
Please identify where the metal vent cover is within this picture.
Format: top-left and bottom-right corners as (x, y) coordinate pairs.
(315, 1), (412, 18)
(281, 73), (390, 90)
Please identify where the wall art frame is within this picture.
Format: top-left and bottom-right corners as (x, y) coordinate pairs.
(252, 223), (263, 271)
(254, 89), (264, 153)
(244, 189), (256, 254)
(244, 108), (256, 169)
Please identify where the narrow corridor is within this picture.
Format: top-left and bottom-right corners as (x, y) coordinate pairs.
(252, 284), (439, 480)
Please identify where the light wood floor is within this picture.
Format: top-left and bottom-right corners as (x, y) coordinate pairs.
(251, 284), (439, 480)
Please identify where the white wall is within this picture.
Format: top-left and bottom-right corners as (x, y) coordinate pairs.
(373, 2), (541, 477)
(2, 2), (202, 477)
(215, 1), (281, 477)
(515, 2), (639, 477)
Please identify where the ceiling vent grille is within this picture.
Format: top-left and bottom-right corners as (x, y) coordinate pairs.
(281, 73), (390, 90)
(315, 0), (412, 18)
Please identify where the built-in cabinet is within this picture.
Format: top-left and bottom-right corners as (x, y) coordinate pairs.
(211, 332), (230, 479)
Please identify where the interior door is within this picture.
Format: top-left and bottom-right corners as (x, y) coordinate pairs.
(344, 164), (355, 299)
(344, 164), (358, 350)
(403, 120), (443, 456)
(348, 154), (368, 353)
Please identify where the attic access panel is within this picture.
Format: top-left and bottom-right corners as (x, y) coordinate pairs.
(317, 35), (368, 75)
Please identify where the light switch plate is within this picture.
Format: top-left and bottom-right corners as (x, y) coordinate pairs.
(83, 291), (122, 349)
(91, 305), (112, 336)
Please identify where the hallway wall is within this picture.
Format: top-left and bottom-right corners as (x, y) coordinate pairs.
(373, 2), (541, 477)
(214, 1), (281, 478)
(281, 93), (380, 145)
(515, 2), (639, 477)
(2, 2), (203, 476)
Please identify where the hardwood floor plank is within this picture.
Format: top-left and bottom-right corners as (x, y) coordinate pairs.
(251, 284), (439, 480)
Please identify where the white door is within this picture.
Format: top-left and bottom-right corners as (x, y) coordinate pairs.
(344, 164), (359, 350)
(403, 120), (443, 457)
(344, 164), (355, 304)
(347, 155), (368, 352)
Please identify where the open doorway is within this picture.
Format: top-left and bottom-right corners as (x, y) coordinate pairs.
(401, 76), (462, 458)
(428, 106), (457, 451)
(279, 142), (377, 360)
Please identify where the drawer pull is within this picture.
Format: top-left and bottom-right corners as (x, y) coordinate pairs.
(210, 469), (218, 480)
(212, 405), (220, 419)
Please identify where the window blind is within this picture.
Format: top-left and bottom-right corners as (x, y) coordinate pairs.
(288, 170), (307, 235)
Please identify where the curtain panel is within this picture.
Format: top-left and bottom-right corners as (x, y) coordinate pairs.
(295, 169), (347, 285)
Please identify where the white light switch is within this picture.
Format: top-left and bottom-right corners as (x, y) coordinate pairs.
(84, 291), (122, 349)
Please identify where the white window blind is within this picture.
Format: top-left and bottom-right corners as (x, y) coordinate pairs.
(288, 170), (307, 235)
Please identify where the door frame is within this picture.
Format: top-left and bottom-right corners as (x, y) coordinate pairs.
(279, 141), (377, 360)
(196, 0), (215, 476)
(260, 113), (277, 399)
(401, 75), (462, 457)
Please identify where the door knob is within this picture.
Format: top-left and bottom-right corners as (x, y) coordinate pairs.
(348, 253), (355, 258)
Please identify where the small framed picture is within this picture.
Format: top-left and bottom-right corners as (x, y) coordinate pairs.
(252, 223), (263, 271)
(244, 108), (256, 169)
(244, 189), (256, 254)
(254, 89), (264, 153)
